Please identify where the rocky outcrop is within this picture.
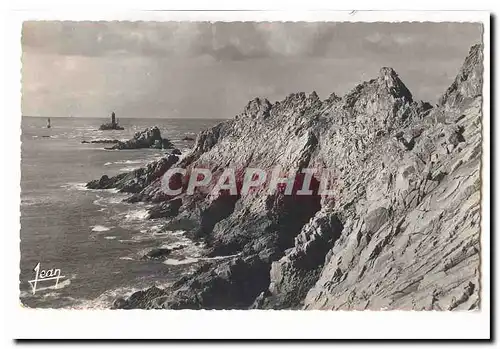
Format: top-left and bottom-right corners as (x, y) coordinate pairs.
(86, 154), (179, 195)
(99, 112), (125, 130)
(108, 127), (175, 150)
(141, 243), (185, 261)
(81, 139), (120, 144)
(99, 123), (124, 130)
(92, 44), (483, 310)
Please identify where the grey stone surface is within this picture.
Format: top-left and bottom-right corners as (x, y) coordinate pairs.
(109, 126), (175, 150)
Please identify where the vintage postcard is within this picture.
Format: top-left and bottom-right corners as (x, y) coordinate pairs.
(10, 10), (491, 339)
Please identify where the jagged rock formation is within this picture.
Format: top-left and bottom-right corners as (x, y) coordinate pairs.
(108, 126), (175, 150)
(302, 45), (482, 311)
(99, 123), (125, 131)
(86, 154), (179, 194)
(89, 44), (483, 310)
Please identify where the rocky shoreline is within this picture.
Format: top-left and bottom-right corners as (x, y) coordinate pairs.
(82, 126), (177, 151)
(88, 44), (483, 310)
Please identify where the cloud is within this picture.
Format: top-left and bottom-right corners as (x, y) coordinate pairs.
(21, 22), (483, 118)
(21, 21), (343, 60)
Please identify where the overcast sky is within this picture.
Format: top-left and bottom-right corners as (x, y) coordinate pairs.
(22, 21), (482, 118)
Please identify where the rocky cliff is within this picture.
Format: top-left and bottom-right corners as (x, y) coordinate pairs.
(90, 44), (483, 310)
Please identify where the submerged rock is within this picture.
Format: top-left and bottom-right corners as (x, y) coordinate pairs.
(141, 248), (172, 261)
(108, 127), (175, 150)
(81, 139), (120, 144)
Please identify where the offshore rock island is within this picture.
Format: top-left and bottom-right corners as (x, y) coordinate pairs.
(99, 112), (125, 130)
(88, 44), (483, 310)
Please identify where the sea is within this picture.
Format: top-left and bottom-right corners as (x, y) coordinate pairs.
(20, 116), (224, 309)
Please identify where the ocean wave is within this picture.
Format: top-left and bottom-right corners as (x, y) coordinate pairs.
(119, 256), (134, 261)
(42, 291), (61, 299)
(163, 257), (200, 265)
(71, 286), (143, 310)
(104, 236), (117, 240)
(119, 166), (139, 172)
(124, 209), (150, 221)
(62, 182), (122, 195)
(121, 159), (144, 165)
(162, 252), (240, 266)
(61, 182), (87, 191)
(158, 241), (189, 251)
(91, 225), (111, 232)
(92, 193), (126, 207)
(118, 234), (160, 244)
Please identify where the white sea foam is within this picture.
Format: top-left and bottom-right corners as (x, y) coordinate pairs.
(163, 253), (240, 266)
(108, 159), (144, 165)
(159, 241), (188, 250)
(104, 188), (121, 194)
(204, 253), (241, 261)
(72, 286), (143, 310)
(62, 182), (87, 191)
(124, 209), (150, 221)
(42, 291), (61, 299)
(91, 225), (111, 232)
(119, 166), (139, 172)
(119, 256), (134, 261)
(104, 236), (117, 240)
(93, 193), (126, 207)
(163, 257), (200, 265)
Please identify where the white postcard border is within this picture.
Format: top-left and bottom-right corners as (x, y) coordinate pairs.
(4, 9), (491, 340)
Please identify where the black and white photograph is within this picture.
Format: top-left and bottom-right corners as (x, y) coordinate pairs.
(4, 8), (492, 340)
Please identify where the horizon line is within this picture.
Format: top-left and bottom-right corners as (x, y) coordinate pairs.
(22, 115), (231, 120)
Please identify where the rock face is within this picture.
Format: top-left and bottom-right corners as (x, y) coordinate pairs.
(90, 45), (483, 310)
(108, 127), (175, 150)
(86, 154), (179, 195)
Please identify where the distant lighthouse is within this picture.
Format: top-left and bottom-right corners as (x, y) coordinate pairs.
(111, 112), (116, 127)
